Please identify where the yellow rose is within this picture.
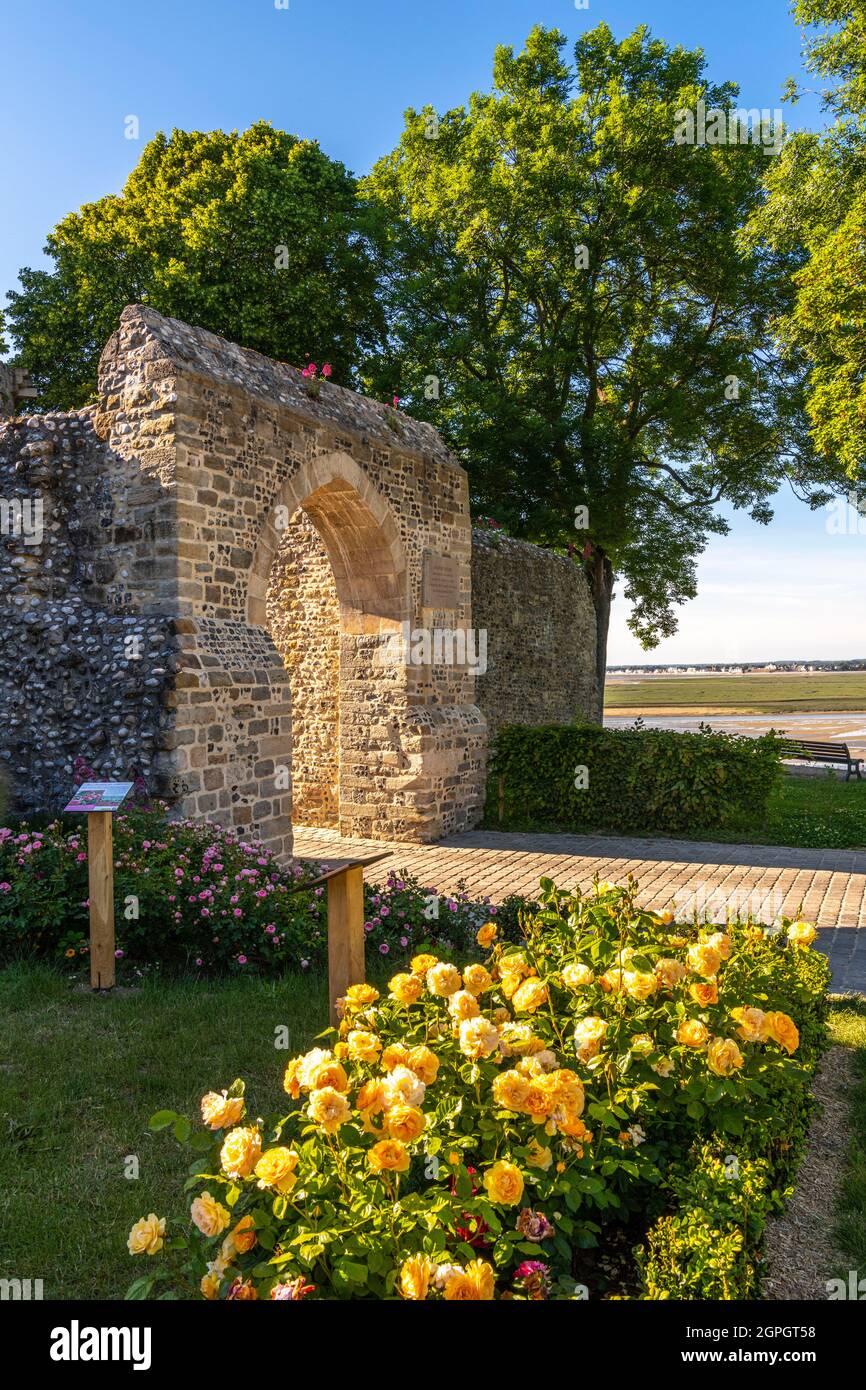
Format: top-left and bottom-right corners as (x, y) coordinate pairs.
(448, 988), (482, 1021)
(458, 1016), (500, 1059)
(788, 921), (817, 949)
(381, 1042), (411, 1071)
(284, 1046), (334, 1096)
(355, 1078), (387, 1116)
(399, 1253), (436, 1300)
(562, 961), (595, 989)
(492, 1069), (532, 1111)
(574, 1015), (607, 1062)
(346, 1029), (382, 1064)
(309, 1057), (349, 1092)
(255, 1147), (300, 1194)
(558, 1109), (592, 1140)
(482, 1160), (525, 1206)
(407, 1045), (440, 1085)
(387, 1105), (426, 1144)
(201, 1270), (220, 1300)
(388, 972), (423, 1005)
(308, 1086), (351, 1134)
(222, 1215), (256, 1258)
(676, 1018), (709, 1048)
(383, 1066), (426, 1108)
(426, 962), (462, 996)
(200, 1090), (245, 1130)
(705, 932), (732, 960)
(463, 962), (493, 995)
(476, 922), (498, 948)
(764, 1011), (799, 1055)
(623, 969), (658, 1001)
(127, 1213), (166, 1256)
(599, 968), (626, 994)
(730, 1006), (768, 1043)
(512, 977), (549, 1014)
(526, 1139), (553, 1170)
(652, 908), (676, 925)
(707, 1036), (744, 1076)
(522, 1083), (555, 1122)
(687, 943), (722, 978)
(689, 981), (718, 1006)
(368, 1139), (410, 1173)
(654, 958), (686, 990)
(443, 1259), (495, 1300)
(411, 953), (438, 976)
(283, 1056), (304, 1099)
(219, 1126), (262, 1180)
(543, 1068), (585, 1115)
(345, 983), (379, 1007)
(190, 1190), (231, 1238)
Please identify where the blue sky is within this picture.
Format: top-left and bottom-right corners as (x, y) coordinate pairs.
(1, 0), (862, 663)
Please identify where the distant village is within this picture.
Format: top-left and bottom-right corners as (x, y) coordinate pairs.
(608, 660), (866, 675)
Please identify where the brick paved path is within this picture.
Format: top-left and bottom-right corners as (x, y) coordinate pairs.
(293, 827), (866, 994)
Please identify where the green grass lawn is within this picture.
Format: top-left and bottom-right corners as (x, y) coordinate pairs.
(0, 965), (334, 1300)
(828, 999), (866, 1276)
(696, 773), (866, 850)
(605, 672), (866, 713)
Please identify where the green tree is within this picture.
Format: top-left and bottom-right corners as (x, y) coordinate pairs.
(6, 121), (384, 409)
(363, 25), (842, 696)
(753, 1), (866, 482)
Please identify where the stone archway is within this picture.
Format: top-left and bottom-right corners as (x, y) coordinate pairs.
(90, 306), (488, 856)
(248, 451), (419, 839)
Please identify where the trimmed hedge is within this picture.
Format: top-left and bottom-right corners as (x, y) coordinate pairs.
(490, 722), (782, 836)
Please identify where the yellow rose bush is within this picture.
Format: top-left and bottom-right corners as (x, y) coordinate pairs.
(127, 878), (828, 1301)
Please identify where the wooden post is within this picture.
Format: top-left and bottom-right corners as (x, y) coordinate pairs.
(87, 811), (116, 990)
(327, 864), (365, 1027)
(286, 852), (390, 1028)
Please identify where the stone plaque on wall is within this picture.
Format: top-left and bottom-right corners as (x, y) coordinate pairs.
(422, 552), (460, 609)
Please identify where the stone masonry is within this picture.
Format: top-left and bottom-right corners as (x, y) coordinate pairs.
(471, 530), (599, 731)
(0, 307), (598, 854)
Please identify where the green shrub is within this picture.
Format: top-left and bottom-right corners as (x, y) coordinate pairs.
(489, 722), (782, 836)
(0, 810), (501, 975)
(637, 939), (829, 1300)
(640, 1144), (780, 1300)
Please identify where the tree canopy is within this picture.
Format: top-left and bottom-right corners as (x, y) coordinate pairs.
(5, 121), (384, 408)
(753, 1), (866, 483)
(363, 24), (845, 683)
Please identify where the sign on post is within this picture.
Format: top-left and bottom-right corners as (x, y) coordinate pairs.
(64, 782), (133, 990)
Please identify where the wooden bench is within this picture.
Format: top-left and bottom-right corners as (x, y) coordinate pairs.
(780, 739), (863, 780)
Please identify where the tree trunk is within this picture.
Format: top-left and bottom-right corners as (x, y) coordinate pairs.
(587, 548), (613, 722)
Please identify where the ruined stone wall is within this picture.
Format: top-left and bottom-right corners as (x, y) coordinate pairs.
(0, 406), (177, 815)
(471, 530), (599, 737)
(1, 307), (595, 848)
